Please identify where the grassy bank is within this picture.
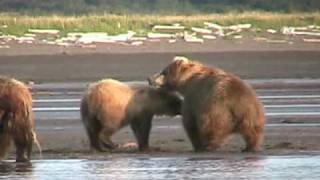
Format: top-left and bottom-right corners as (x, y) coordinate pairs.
(0, 12), (320, 36)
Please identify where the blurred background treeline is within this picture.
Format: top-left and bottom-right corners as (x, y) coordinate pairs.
(0, 0), (320, 15)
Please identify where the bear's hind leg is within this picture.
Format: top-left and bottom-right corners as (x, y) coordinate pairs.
(240, 123), (264, 152)
(130, 115), (152, 151)
(99, 127), (118, 150)
(205, 124), (232, 151)
(85, 117), (105, 151)
(203, 109), (234, 151)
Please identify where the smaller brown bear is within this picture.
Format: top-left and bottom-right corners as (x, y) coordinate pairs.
(149, 56), (265, 152)
(0, 77), (40, 162)
(81, 79), (181, 151)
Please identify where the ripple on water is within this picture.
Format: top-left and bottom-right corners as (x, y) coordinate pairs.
(0, 156), (320, 180)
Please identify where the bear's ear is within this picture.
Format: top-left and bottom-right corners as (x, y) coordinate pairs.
(173, 56), (189, 64)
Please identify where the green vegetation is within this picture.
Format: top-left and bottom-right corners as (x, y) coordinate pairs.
(1, 12), (320, 36)
(0, 0), (320, 14)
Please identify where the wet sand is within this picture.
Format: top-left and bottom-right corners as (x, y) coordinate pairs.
(30, 117), (320, 160)
(0, 40), (320, 160)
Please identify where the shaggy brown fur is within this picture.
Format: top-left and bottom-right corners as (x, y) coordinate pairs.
(81, 79), (181, 151)
(0, 77), (39, 162)
(149, 56), (265, 152)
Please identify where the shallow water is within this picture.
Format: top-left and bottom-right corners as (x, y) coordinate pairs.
(1, 155), (320, 180)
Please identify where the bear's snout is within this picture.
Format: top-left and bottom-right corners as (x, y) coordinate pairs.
(148, 74), (164, 87)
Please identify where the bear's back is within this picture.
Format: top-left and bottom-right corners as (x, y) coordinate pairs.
(0, 76), (32, 107)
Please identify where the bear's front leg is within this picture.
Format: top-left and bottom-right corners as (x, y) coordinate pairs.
(15, 141), (30, 162)
(130, 114), (153, 151)
(181, 110), (206, 152)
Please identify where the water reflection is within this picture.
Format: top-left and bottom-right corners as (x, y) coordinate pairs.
(0, 161), (33, 179)
(0, 155), (319, 179)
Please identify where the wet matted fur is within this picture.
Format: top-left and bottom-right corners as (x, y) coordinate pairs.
(0, 77), (40, 162)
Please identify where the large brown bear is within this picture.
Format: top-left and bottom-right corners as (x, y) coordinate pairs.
(0, 77), (40, 162)
(149, 56), (265, 152)
(80, 79), (181, 151)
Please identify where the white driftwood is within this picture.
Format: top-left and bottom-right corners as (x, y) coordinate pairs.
(168, 39), (177, 43)
(24, 33), (36, 37)
(184, 32), (203, 43)
(147, 33), (175, 39)
(204, 22), (223, 30)
(233, 35), (243, 39)
(184, 37), (204, 43)
(16, 36), (35, 44)
(266, 39), (287, 43)
(130, 37), (147, 41)
(152, 25), (185, 32)
(282, 27), (295, 35)
(28, 29), (60, 35)
(227, 24), (252, 30)
(202, 35), (216, 40)
(191, 27), (212, 34)
(292, 31), (320, 36)
(282, 26), (320, 36)
(308, 25), (320, 29)
(267, 29), (277, 34)
(303, 38), (320, 43)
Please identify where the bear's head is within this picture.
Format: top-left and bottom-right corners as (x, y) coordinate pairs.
(149, 88), (182, 116)
(148, 56), (202, 90)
